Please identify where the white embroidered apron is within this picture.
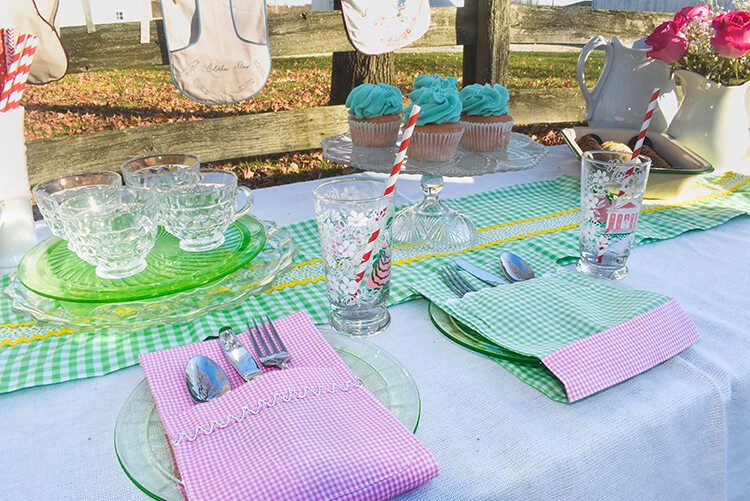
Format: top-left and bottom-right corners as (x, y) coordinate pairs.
(341, 0), (430, 55)
(160, 0), (271, 105)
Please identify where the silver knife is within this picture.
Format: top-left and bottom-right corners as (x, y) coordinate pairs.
(219, 326), (263, 382)
(454, 258), (505, 287)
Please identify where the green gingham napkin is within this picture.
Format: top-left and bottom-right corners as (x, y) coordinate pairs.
(414, 270), (700, 402)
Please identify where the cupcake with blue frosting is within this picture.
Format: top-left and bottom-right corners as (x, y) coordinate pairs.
(459, 83), (513, 151)
(413, 74), (458, 91)
(404, 84), (463, 162)
(345, 83), (403, 147)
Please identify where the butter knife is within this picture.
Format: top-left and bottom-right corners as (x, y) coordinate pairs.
(454, 258), (505, 287)
(219, 326), (262, 382)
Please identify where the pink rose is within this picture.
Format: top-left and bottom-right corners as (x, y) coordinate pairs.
(711, 11), (750, 59)
(674, 5), (711, 27)
(645, 21), (689, 64)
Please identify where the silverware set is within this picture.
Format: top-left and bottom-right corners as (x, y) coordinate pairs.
(439, 251), (536, 298)
(185, 315), (290, 403)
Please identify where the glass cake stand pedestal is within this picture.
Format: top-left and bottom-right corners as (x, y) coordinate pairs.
(322, 131), (548, 249)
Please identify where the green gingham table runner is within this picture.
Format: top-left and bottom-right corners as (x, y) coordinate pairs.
(415, 270), (699, 402)
(0, 172), (748, 394)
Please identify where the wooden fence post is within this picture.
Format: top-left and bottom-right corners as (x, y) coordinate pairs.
(463, 0), (511, 86)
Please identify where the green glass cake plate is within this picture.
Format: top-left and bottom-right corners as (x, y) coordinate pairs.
(428, 302), (539, 364)
(16, 215), (267, 304)
(114, 332), (421, 501)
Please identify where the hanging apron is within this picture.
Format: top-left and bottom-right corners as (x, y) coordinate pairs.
(159, 0), (271, 105)
(0, 0), (68, 84)
(340, 0), (430, 55)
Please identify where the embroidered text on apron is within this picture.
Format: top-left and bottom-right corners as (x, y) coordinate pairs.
(341, 0), (431, 56)
(160, 0), (271, 105)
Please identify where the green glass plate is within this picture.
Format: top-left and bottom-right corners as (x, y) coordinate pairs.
(17, 215), (267, 304)
(114, 332), (421, 501)
(428, 302), (539, 364)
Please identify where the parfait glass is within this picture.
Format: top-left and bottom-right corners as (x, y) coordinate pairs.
(313, 178), (395, 337)
(577, 151), (651, 280)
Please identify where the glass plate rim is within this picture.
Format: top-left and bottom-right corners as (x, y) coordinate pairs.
(428, 301), (540, 364)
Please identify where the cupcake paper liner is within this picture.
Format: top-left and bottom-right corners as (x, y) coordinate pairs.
(459, 120), (514, 152)
(408, 128), (464, 162)
(349, 117), (401, 147)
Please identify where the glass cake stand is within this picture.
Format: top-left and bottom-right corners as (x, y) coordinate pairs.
(322, 131), (548, 249)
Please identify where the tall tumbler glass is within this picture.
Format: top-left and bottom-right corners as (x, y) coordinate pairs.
(313, 179), (395, 337)
(577, 151), (651, 280)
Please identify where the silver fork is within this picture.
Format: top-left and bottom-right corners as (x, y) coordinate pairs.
(439, 264), (478, 298)
(247, 315), (290, 369)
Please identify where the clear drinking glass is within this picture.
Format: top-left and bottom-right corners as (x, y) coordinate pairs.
(158, 169), (254, 252)
(60, 186), (157, 279)
(577, 151), (651, 280)
(32, 171), (123, 244)
(313, 178), (395, 337)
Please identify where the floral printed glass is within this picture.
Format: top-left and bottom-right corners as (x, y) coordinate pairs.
(577, 151), (651, 280)
(32, 171), (122, 245)
(59, 186), (157, 279)
(313, 179), (395, 337)
(157, 170), (254, 252)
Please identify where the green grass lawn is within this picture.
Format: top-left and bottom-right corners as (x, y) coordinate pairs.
(25, 51), (600, 186)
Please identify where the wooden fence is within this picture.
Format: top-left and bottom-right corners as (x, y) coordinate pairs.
(26, 3), (669, 184)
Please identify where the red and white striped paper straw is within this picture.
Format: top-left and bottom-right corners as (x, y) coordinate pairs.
(618, 87), (660, 197)
(353, 104), (421, 285)
(0, 33), (28, 112)
(3, 34), (38, 112)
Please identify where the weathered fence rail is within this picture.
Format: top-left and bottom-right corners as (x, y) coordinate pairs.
(60, 6), (666, 73)
(26, 4), (669, 185)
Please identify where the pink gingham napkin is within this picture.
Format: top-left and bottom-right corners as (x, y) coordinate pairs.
(139, 312), (438, 500)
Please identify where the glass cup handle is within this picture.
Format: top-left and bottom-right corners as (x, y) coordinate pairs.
(235, 186), (254, 218)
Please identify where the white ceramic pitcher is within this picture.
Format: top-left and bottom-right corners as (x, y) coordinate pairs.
(667, 69), (750, 172)
(577, 36), (679, 133)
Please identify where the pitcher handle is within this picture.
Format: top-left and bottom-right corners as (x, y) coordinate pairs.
(235, 186), (254, 218)
(577, 35), (614, 121)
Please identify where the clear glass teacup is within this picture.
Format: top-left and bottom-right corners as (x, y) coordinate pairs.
(32, 171), (123, 247)
(157, 169), (254, 252)
(121, 153), (201, 225)
(59, 186), (157, 279)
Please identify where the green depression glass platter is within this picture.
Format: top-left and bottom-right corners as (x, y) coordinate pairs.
(428, 302), (540, 364)
(7, 222), (294, 331)
(114, 331), (421, 501)
(16, 215), (267, 304)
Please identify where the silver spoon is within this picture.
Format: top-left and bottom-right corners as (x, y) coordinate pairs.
(185, 355), (231, 403)
(499, 252), (536, 283)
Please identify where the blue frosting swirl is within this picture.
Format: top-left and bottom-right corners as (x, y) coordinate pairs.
(459, 83), (510, 116)
(413, 74), (458, 91)
(404, 85), (462, 126)
(345, 83), (403, 119)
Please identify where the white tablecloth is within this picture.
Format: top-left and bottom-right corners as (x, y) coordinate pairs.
(2, 146), (748, 500)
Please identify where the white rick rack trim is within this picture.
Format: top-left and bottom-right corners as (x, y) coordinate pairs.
(172, 379), (364, 445)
